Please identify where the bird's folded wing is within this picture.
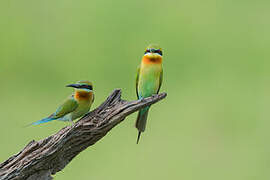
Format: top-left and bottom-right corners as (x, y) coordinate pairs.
(136, 66), (140, 99)
(157, 68), (163, 94)
(51, 97), (79, 119)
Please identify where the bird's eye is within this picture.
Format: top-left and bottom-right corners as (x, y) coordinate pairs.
(88, 85), (93, 90)
(81, 85), (93, 90)
(155, 49), (163, 56)
(144, 49), (150, 54)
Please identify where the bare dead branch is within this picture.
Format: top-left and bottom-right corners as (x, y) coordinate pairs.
(0, 89), (167, 180)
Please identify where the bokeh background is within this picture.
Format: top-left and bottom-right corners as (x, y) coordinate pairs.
(1, 0), (270, 179)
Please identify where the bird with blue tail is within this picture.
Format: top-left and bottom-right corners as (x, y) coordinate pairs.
(135, 44), (163, 144)
(30, 80), (94, 126)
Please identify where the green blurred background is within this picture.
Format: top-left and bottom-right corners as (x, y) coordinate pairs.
(1, 0), (270, 179)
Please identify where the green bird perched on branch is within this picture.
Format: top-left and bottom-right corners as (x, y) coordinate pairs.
(135, 44), (163, 144)
(30, 80), (94, 125)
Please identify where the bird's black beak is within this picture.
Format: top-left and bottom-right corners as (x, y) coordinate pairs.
(66, 84), (81, 89)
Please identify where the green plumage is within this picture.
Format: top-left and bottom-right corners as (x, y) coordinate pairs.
(30, 81), (94, 126)
(53, 95), (93, 121)
(136, 61), (163, 143)
(53, 98), (79, 119)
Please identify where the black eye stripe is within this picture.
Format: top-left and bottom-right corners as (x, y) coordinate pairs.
(80, 85), (93, 90)
(155, 49), (163, 56)
(144, 49), (162, 56)
(144, 49), (150, 54)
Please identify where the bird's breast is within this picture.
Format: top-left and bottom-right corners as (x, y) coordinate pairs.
(142, 56), (162, 65)
(138, 62), (162, 98)
(74, 91), (93, 101)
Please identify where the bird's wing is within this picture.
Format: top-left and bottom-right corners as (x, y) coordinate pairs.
(136, 66), (140, 98)
(51, 97), (79, 119)
(157, 68), (163, 94)
(92, 93), (95, 103)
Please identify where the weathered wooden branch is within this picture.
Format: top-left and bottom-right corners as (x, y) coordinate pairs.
(0, 89), (167, 180)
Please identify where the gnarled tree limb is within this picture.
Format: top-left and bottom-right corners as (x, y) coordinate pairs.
(0, 89), (167, 180)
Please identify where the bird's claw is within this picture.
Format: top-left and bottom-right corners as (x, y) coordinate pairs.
(70, 120), (75, 126)
(140, 97), (145, 102)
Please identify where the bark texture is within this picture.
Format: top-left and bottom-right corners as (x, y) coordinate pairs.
(0, 89), (167, 180)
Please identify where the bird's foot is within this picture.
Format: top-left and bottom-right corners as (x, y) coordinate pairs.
(139, 97), (145, 102)
(69, 120), (75, 126)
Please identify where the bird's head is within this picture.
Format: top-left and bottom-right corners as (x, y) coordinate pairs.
(66, 80), (93, 93)
(143, 44), (163, 62)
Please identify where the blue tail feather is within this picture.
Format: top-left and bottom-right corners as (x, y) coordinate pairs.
(30, 117), (55, 126)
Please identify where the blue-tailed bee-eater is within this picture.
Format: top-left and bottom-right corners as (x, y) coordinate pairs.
(31, 80), (94, 125)
(135, 44), (163, 143)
